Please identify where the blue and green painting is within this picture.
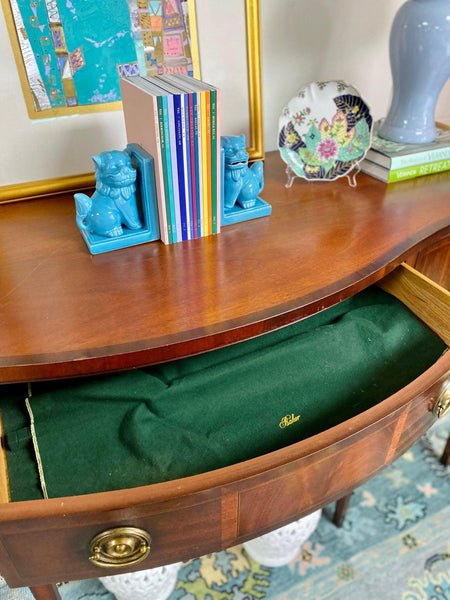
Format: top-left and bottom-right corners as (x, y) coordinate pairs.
(10, 0), (198, 113)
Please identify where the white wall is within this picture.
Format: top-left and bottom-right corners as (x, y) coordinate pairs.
(256, 0), (449, 152)
(0, 0), (449, 186)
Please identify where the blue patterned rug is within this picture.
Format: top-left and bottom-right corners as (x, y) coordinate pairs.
(1, 417), (449, 600)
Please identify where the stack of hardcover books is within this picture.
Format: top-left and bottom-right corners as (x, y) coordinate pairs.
(360, 120), (450, 183)
(121, 74), (221, 244)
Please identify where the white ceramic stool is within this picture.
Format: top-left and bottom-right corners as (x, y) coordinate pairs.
(243, 509), (322, 567)
(99, 562), (181, 600)
(0, 575), (33, 600)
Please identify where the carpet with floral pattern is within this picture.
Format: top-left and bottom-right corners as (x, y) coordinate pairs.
(1, 417), (449, 600)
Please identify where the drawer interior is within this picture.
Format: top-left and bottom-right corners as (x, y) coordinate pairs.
(0, 265), (448, 504)
(0, 412), (9, 504)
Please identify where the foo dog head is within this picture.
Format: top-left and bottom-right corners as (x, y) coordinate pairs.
(221, 134), (249, 167)
(93, 150), (137, 195)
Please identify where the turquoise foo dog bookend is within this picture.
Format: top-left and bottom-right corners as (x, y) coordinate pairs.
(75, 150), (141, 237)
(220, 134), (271, 226)
(74, 144), (160, 254)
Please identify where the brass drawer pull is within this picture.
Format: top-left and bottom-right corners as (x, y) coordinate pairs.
(433, 381), (450, 419)
(89, 527), (151, 568)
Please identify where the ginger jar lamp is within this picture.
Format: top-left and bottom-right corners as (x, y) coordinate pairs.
(379, 0), (450, 144)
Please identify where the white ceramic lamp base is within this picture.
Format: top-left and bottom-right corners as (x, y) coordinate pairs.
(99, 562), (181, 600)
(243, 509), (322, 567)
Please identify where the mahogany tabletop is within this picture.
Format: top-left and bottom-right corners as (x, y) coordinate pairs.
(0, 153), (449, 383)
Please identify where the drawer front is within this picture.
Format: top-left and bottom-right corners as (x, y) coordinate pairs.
(237, 375), (446, 537)
(0, 263), (449, 587)
(0, 494), (224, 585)
(0, 360), (448, 588)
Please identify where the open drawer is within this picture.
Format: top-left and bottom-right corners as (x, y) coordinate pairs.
(0, 264), (449, 588)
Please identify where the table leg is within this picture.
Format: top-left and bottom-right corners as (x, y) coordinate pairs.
(333, 492), (353, 528)
(29, 584), (61, 600)
(440, 433), (450, 467)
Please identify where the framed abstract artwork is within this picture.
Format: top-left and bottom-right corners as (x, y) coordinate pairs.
(1, 0), (200, 119)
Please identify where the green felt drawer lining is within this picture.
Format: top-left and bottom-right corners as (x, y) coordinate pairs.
(0, 286), (446, 501)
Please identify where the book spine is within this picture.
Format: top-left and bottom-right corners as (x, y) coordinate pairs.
(203, 90), (212, 236)
(368, 144), (450, 170)
(390, 147), (450, 170)
(148, 97), (169, 244)
(173, 94), (187, 242)
(157, 96), (174, 244)
(161, 96), (177, 242)
(214, 88), (221, 233)
(180, 94), (192, 241)
(166, 95), (181, 243)
(187, 93), (198, 239)
(210, 89), (218, 235)
(388, 158), (450, 182)
(200, 91), (209, 236)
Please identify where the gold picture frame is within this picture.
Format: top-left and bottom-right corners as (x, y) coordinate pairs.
(244, 0), (264, 163)
(0, 0), (263, 203)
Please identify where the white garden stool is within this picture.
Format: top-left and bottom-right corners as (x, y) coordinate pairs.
(99, 562), (181, 600)
(243, 509), (322, 567)
(0, 575), (34, 600)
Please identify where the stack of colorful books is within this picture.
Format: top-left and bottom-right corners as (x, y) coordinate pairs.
(120, 74), (221, 244)
(360, 120), (450, 183)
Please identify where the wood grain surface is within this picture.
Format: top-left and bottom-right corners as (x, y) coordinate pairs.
(0, 153), (449, 382)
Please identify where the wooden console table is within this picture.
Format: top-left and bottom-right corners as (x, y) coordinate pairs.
(0, 153), (449, 600)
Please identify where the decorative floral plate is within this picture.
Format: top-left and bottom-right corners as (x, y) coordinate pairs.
(278, 81), (373, 182)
